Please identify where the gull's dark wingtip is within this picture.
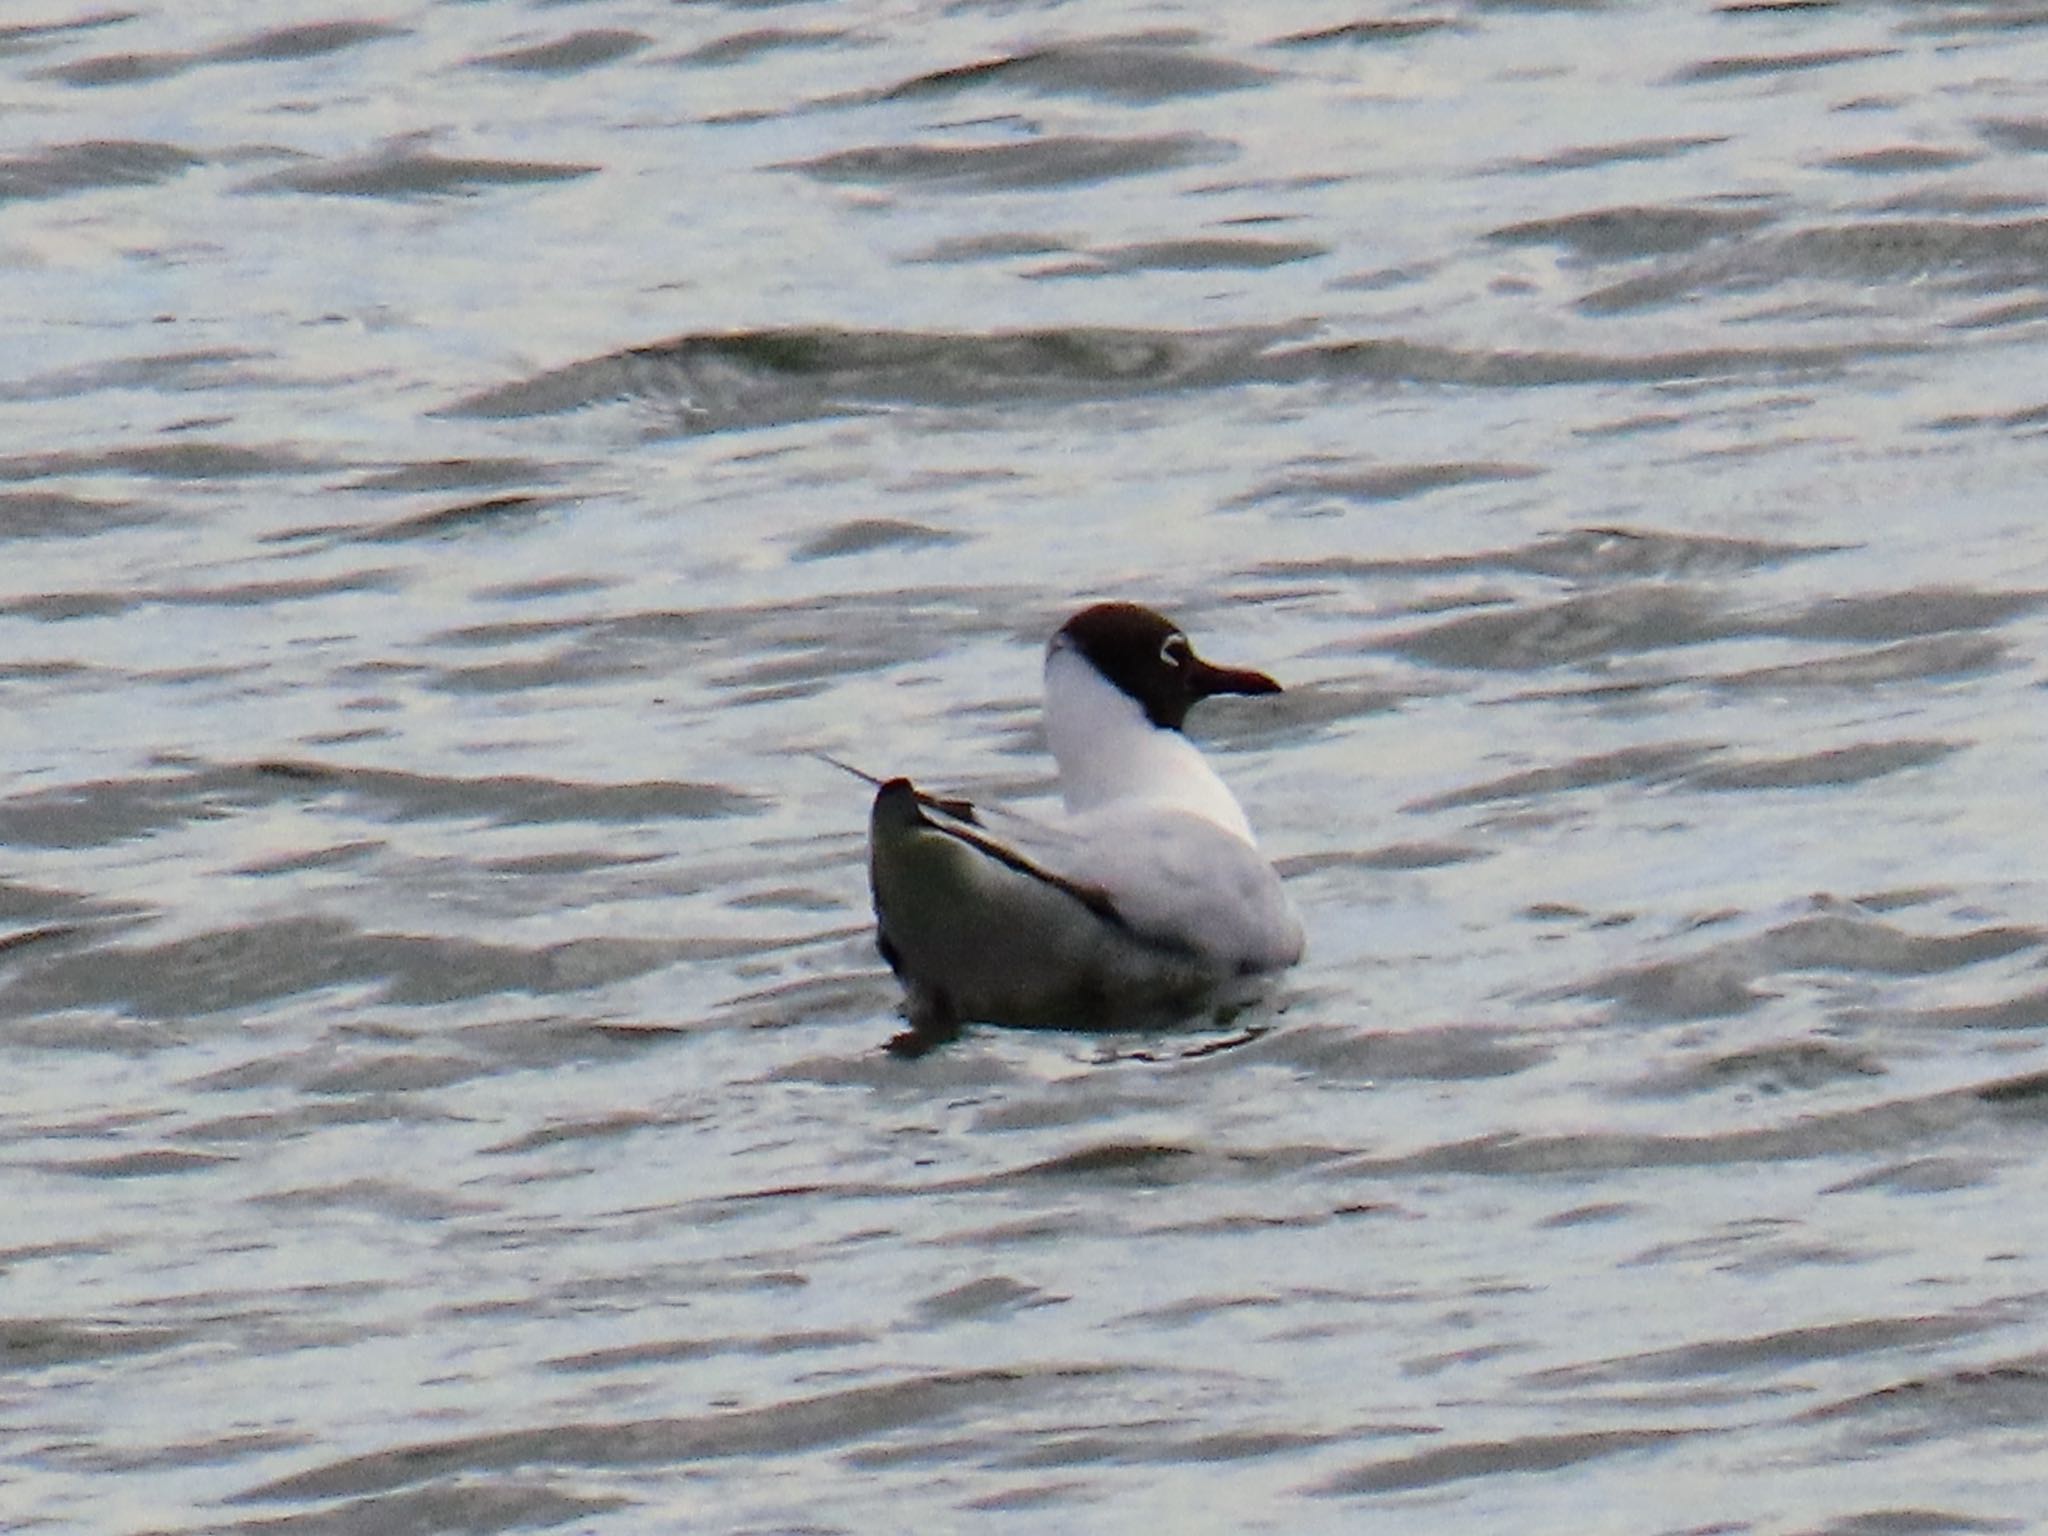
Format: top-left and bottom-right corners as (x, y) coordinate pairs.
(871, 776), (929, 831)
(871, 776), (979, 827)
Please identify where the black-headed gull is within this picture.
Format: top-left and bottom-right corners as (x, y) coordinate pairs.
(865, 602), (1303, 1051)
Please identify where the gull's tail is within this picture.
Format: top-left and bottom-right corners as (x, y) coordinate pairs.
(813, 750), (884, 787)
(814, 750), (980, 824)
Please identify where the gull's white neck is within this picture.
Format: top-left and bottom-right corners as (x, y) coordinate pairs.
(1043, 644), (1257, 843)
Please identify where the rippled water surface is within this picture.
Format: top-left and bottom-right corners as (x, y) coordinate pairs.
(8, 1), (2048, 1531)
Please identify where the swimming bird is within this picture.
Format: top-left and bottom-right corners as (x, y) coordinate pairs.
(865, 602), (1303, 1051)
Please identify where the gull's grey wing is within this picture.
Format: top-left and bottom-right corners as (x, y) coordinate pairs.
(874, 780), (1173, 945)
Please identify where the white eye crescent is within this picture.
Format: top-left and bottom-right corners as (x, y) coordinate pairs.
(1159, 633), (1190, 667)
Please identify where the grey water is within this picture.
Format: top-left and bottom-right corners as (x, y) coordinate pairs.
(6, 1), (2048, 1531)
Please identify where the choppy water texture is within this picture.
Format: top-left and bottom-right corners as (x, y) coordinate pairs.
(6, 1), (2048, 1531)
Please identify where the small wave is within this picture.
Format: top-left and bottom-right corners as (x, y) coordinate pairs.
(35, 21), (401, 86)
(1580, 217), (2048, 313)
(0, 760), (760, 851)
(1245, 1022), (1552, 1084)
(0, 438), (329, 482)
(1490, 204), (1775, 258)
(1408, 743), (1714, 812)
(1630, 1037), (1887, 1098)
(786, 131), (1230, 191)
(1061, 235), (1328, 275)
(1375, 575), (2040, 679)
(0, 138), (199, 200)
(0, 347), (262, 404)
(1682, 738), (1959, 791)
(446, 324), (1896, 433)
(0, 1318), (191, 1368)
(1275, 18), (1456, 48)
(1671, 47), (1896, 84)
(0, 489), (156, 541)
(467, 29), (650, 75)
(1312, 1427), (1690, 1495)
(1567, 903), (2042, 1023)
(1382, 586), (1729, 670)
(238, 1366), (1110, 1502)
(1237, 459), (1540, 508)
(246, 148), (596, 199)
(878, 39), (1271, 104)
(446, 323), (1293, 425)
(1532, 1310), (1997, 1392)
(1498, 133), (1729, 174)
(207, 20), (405, 64)
(1801, 1354), (2048, 1445)
(0, 914), (710, 1023)
(673, 27), (850, 68)
(1712, 634), (2009, 691)
(1264, 525), (1837, 583)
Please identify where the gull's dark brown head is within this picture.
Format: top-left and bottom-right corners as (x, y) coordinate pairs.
(1052, 602), (1281, 732)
